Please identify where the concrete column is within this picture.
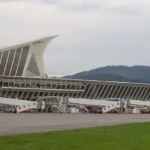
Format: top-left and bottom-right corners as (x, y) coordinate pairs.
(120, 99), (125, 114)
(36, 101), (42, 113)
(45, 99), (49, 112)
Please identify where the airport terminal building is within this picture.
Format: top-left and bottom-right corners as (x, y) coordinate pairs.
(0, 36), (150, 113)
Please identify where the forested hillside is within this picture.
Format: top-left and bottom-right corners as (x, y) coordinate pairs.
(64, 66), (150, 83)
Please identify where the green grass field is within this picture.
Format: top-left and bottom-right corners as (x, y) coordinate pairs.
(0, 123), (150, 150)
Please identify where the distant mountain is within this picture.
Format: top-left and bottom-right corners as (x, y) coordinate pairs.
(64, 65), (150, 83)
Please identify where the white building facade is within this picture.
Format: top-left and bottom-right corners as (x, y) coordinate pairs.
(0, 36), (57, 77)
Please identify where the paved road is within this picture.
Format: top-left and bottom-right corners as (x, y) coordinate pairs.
(0, 113), (150, 136)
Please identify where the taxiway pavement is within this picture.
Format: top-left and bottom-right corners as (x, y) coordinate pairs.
(0, 113), (150, 135)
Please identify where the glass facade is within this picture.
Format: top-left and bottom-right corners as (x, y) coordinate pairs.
(0, 45), (30, 76)
(27, 52), (40, 76)
(16, 46), (29, 76)
(0, 51), (9, 75)
(4, 49), (15, 76)
(0, 52), (2, 62)
(10, 47), (22, 76)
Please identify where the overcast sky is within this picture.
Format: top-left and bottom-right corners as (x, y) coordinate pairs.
(0, 0), (150, 76)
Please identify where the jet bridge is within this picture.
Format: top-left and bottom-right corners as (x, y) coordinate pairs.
(68, 98), (123, 113)
(0, 97), (38, 113)
(130, 100), (150, 107)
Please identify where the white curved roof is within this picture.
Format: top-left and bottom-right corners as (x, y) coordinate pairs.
(0, 35), (58, 52)
(0, 35), (58, 77)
